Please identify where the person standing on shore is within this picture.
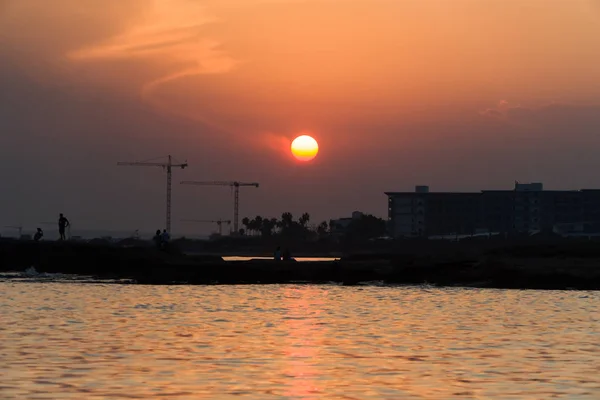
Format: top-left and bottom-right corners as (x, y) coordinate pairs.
(274, 246), (282, 261)
(58, 213), (70, 241)
(160, 229), (170, 248)
(153, 229), (162, 249)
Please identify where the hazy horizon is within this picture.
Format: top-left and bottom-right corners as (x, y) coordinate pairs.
(0, 227), (211, 240)
(2, 0), (600, 235)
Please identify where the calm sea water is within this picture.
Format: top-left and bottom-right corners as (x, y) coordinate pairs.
(1, 282), (598, 399)
(221, 256), (340, 262)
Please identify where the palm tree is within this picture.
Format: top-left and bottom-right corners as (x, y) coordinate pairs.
(280, 212), (293, 229)
(254, 216), (263, 232)
(260, 218), (277, 236)
(242, 217), (250, 233)
(248, 217), (260, 236)
(299, 212), (310, 227)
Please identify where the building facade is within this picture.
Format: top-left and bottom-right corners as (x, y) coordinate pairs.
(386, 183), (600, 238)
(386, 186), (481, 237)
(329, 211), (364, 237)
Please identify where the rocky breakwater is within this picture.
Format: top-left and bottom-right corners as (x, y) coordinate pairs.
(355, 242), (600, 290)
(0, 239), (387, 284)
(1, 239), (600, 289)
(0, 239), (216, 280)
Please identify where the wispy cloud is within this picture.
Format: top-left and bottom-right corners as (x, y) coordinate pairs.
(67, 0), (238, 119)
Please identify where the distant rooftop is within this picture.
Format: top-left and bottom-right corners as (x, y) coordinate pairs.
(385, 182), (600, 196)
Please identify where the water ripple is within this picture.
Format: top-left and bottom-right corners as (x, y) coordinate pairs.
(0, 282), (599, 399)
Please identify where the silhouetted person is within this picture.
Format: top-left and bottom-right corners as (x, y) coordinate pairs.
(283, 248), (292, 261)
(274, 246), (282, 261)
(160, 229), (171, 245)
(34, 228), (43, 241)
(58, 213), (70, 241)
(153, 229), (162, 248)
(159, 229), (171, 251)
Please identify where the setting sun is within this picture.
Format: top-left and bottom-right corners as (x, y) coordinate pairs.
(291, 135), (319, 162)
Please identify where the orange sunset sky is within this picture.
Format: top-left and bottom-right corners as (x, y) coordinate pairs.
(1, 0), (600, 234)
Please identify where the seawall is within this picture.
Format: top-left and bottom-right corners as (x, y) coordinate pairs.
(1, 239), (599, 289)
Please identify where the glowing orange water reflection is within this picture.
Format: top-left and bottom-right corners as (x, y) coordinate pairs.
(282, 286), (329, 399)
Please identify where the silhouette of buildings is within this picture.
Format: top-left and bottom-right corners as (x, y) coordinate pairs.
(386, 183), (600, 238)
(330, 211), (363, 237)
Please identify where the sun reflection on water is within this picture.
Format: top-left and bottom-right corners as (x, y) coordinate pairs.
(0, 283), (598, 399)
(281, 287), (328, 399)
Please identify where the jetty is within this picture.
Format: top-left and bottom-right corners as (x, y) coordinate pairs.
(1, 239), (599, 289)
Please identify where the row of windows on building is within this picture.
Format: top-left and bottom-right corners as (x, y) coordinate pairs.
(385, 184), (600, 237)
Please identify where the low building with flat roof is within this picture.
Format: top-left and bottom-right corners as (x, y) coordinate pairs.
(329, 211), (364, 237)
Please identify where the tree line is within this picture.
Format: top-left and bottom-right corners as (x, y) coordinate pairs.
(240, 212), (387, 241)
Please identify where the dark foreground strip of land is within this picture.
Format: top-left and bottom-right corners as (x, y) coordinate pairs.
(1, 239), (599, 290)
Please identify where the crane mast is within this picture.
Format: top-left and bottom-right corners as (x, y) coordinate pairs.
(180, 181), (259, 234)
(118, 155), (188, 233)
(166, 158), (173, 233)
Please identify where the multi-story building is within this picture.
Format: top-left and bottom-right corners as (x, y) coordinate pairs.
(386, 186), (481, 238)
(482, 182), (544, 233)
(581, 190), (600, 233)
(386, 182), (600, 238)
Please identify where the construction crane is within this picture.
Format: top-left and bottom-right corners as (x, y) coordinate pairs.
(180, 181), (259, 234)
(117, 155), (188, 233)
(181, 219), (231, 235)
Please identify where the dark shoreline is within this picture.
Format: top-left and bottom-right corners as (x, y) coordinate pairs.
(1, 239), (599, 290)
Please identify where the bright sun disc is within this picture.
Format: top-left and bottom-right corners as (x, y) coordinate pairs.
(291, 135), (319, 161)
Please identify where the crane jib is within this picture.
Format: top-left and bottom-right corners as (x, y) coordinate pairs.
(180, 181), (260, 234)
(117, 155), (188, 233)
